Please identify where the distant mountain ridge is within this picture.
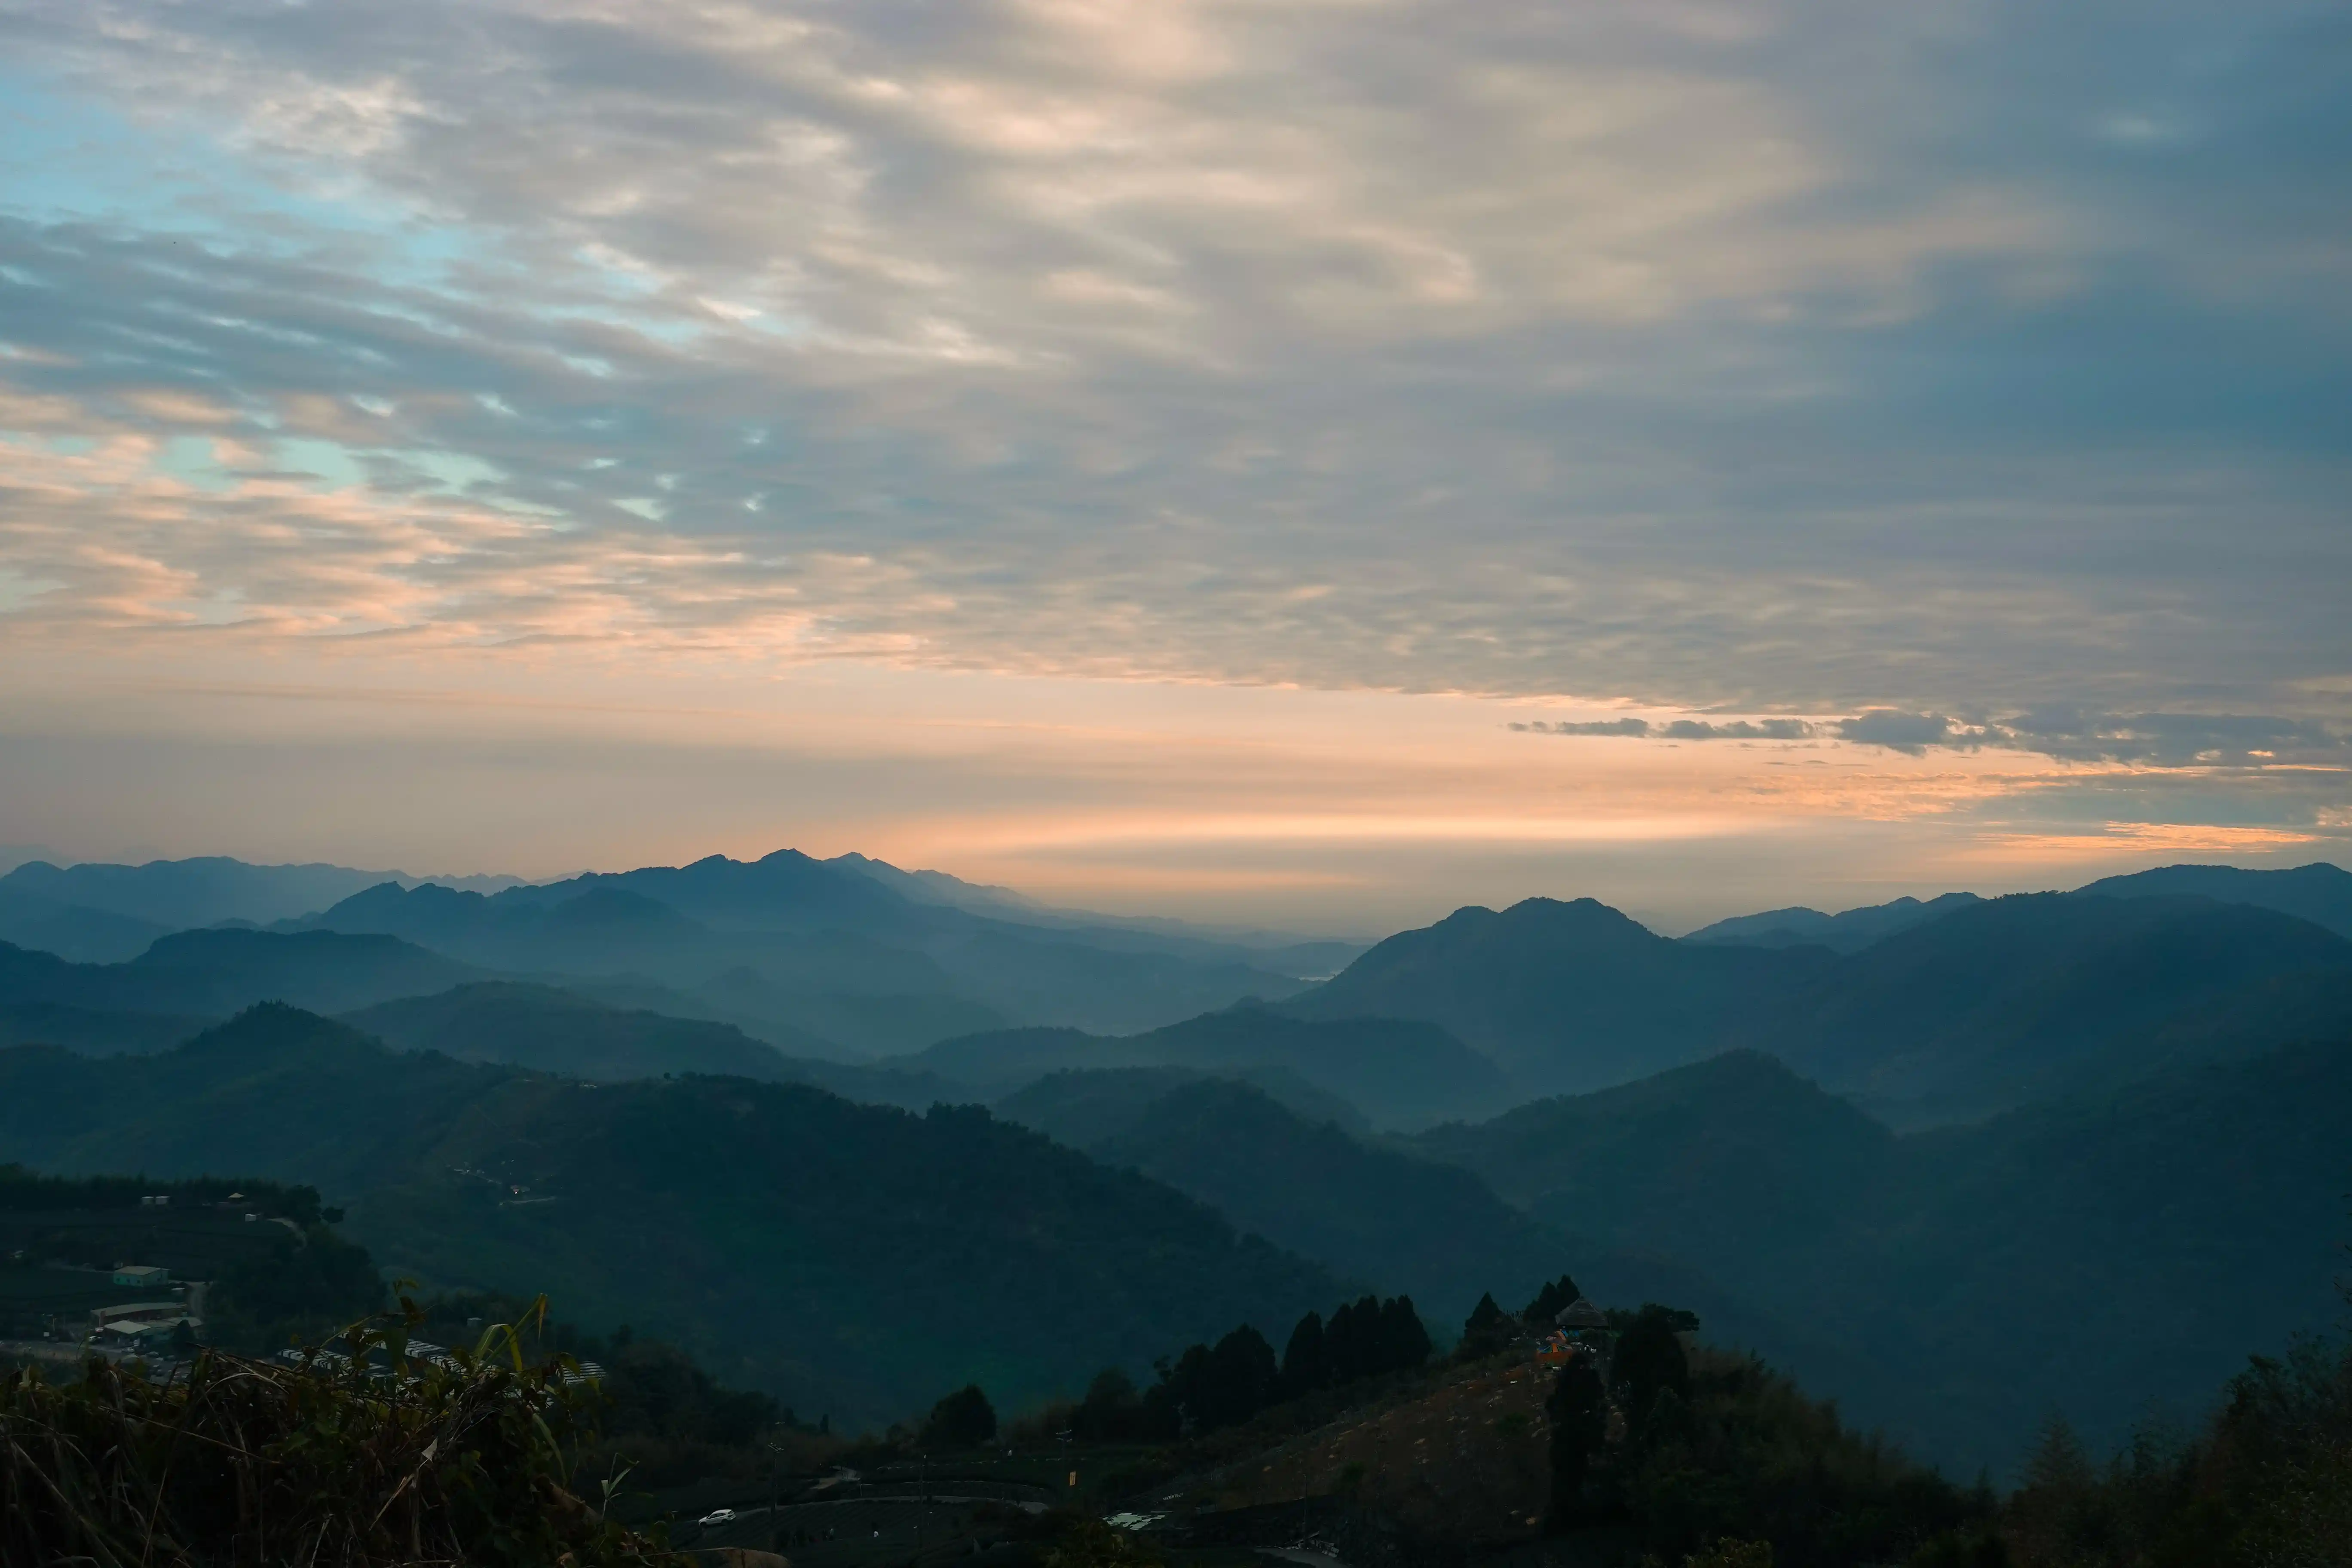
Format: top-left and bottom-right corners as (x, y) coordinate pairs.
(1681, 891), (1985, 952)
(0, 851), (1364, 1044)
(1286, 897), (1836, 1097)
(1682, 860), (2352, 952)
(2072, 860), (2352, 939)
(0, 928), (482, 1033)
(293, 851), (1320, 1050)
(828, 852), (1366, 975)
(1743, 892), (2352, 1123)
(0, 858), (526, 962)
(6, 848), (2344, 1129)
(1284, 883), (2352, 1120)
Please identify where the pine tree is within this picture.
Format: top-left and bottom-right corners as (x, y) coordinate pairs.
(1199, 1325), (1278, 1429)
(1280, 1310), (1328, 1396)
(1612, 1304), (1690, 1442)
(1325, 1296), (1380, 1384)
(922, 1384), (998, 1447)
(1544, 1356), (1608, 1534)
(1522, 1274), (1583, 1325)
(1461, 1292), (1512, 1357)
(1381, 1295), (1432, 1372)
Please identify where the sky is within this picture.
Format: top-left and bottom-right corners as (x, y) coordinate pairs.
(0, 0), (2346, 935)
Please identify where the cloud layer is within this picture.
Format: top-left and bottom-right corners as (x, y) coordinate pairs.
(0, 0), (2345, 905)
(1519, 709), (2352, 765)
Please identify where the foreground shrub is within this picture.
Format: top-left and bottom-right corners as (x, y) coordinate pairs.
(0, 1298), (682, 1568)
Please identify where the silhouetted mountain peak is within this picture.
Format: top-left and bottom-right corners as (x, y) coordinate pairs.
(322, 881), (484, 922)
(1427, 896), (1658, 942)
(2071, 860), (2352, 939)
(1294, 894), (1828, 1093)
(1501, 895), (1663, 942)
(1746, 890), (2352, 1123)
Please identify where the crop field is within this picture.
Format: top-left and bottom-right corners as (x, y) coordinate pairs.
(1194, 1356), (1553, 1547)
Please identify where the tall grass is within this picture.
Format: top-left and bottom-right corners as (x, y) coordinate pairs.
(0, 1297), (683, 1568)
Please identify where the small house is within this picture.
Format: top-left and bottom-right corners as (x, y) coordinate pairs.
(113, 1265), (168, 1289)
(1555, 1297), (1609, 1332)
(99, 1317), (190, 1351)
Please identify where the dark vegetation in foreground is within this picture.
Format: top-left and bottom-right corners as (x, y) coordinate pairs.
(0, 1303), (682, 1568)
(2000, 1335), (2352, 1568)
(6, 1264), (2349, 1568)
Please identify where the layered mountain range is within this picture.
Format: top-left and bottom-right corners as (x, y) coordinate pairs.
(0, 849), (2345, 1469)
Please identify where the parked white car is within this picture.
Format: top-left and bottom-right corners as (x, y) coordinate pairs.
(698, 1508), (738, 1527)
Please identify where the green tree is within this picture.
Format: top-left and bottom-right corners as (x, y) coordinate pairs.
(1381, 1295), (1433, 1371)
(1545, 1355), (1608, 1534)
(600, 1340), (778, 1446)
(1614, 1304), (1692, 1441)
(2004, 1414), (2106, 1566)
(1200, 1325), (1278, 1428)
(1325, 1296), (1380, 1382)
(1321, 1294), (1429, 1384)
(208, 1226), (386, 1348)
(1281, 1310), (1328, 1395)
(1523, 1274), (1584, 1324)
(923, 1383), (998, 1448)
(1461, 1291), (1513, 1357)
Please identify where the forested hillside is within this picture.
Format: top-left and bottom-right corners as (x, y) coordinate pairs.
(997, 1063), (1369, 1138)
(906, 1007), (1510, 1129)
(343, 981), (962, 1109)
(1413, 1036), (2352, 1469)
(0, 1004), (1345, 1425)
(0, 929), (481, 1052)
(1002, 1072), (1571, 1322)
